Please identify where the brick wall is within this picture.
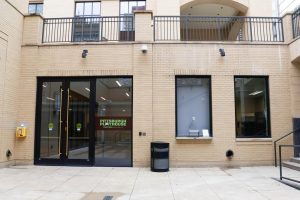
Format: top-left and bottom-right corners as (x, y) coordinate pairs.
(17, 42), (294, 167)
(0, 0), (24, 166)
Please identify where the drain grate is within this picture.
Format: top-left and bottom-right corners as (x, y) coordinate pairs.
(103, 196), (113, 200)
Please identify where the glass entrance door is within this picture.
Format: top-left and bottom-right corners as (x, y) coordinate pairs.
(35, 77), (133, 166)
(35, 78), (92, 165)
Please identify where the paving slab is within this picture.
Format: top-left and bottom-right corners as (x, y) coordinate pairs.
(0, 166), (299, 200)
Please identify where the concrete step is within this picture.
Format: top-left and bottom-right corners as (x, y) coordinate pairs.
(283, 161), (300, 171)
(290, 157), (300, 164)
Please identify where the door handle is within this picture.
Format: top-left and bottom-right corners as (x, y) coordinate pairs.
(66, 88), (70, 156)
(59, 88), (63, 156)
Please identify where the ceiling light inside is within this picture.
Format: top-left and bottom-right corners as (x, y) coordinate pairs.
(116, 81), (122, 87)
(249, 91), (263, 96)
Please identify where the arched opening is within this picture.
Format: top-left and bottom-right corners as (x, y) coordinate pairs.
(180, 0), (248, 16)
(178, 0), (249, 41)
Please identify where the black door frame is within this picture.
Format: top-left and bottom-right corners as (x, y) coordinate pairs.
(34, 76), (133, 167)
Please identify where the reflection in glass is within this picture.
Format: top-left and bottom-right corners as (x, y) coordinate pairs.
(40, 82), (62, 159)
(176, 77), (211, 137)
(235, 77), (270, 138)
(95, 78), (132, 166)
(68, 82), (90, 160)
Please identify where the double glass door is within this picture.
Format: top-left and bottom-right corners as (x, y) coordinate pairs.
(35, 78), (92, 165)
(35, 77), (132, 166)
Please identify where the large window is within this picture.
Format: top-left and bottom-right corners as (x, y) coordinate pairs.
(120, 0), (146, 16)
(28, 3), (43, 14)
(176, 77), (212, 138)
(120, 0), (145, 36)
(73, 1), (101, 42)
(234, 77), (270, 138)
(75, 1), (101, 17)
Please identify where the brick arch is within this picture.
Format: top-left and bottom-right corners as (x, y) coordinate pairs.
(180, 0), (249, 15)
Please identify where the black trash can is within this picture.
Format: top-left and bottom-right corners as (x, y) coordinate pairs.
(151, 141), (169, 172)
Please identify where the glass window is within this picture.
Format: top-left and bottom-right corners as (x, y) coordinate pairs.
(28, 3), (43, 14)
(75, 2), (101, 17)
(176, 77), (212, 137)
(120, 0), (146, 15)
(234, 77), (270, 138)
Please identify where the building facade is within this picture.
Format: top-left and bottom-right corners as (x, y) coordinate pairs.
(1, 0), (300, 167)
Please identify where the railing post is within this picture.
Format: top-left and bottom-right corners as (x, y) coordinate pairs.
(279, 145), (282, 180)
(134, 10), (153, 42)
(249, 18), (253, 42)
(218, 17), (221, 41)
(23, 14), (44, 45)
(274, 141), (277, 167)
(185, 16), (188, 41)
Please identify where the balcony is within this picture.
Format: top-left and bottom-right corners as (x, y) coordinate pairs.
(42, 16), (135, 43)
(154, 16), (284, 42)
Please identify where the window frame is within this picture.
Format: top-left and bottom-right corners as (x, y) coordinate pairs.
(175, 75), (213, 138)
(119, 0), (146, 16)
(74, 1), (101, 17)
(234, 75), (271, 138)
(28, 3), (43, 14)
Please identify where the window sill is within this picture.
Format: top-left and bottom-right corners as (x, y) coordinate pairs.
(236, 138), (273, 142)
(176, 137), (213, 140)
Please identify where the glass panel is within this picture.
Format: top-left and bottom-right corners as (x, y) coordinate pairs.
(95, 78), (132, 166)
(68, 81), (90, 160)
(36, 4), (43, 14)
(28, 4), (36, 14)
(120, 2), (129, 15)
(92, 2), (101, 16)
(40, 82), (62, 159)
(137, 1), (146, 10)
(129, 1), (138, 14)
(176, 78), (211, 137)
(75, 3), (84, 16)
(235, 77), (270, 138)
(84, 2), (93, 16)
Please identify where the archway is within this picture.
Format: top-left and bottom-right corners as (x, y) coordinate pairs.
(180, 0), (249, 16)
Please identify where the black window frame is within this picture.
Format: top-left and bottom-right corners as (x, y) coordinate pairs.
(175, 75), (213, 138)
(74, 1), (101, 17)
(234, 76), (271, 138)
(28, 3), (43, 14)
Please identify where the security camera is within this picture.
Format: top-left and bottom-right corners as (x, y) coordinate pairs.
(141, 44), (148, 53)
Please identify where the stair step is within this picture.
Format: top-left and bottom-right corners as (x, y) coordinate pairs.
(290, 157), (300, 164)
(283, 161), (300, 171)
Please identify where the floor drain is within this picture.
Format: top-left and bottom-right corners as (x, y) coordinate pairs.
(103, 196), (113, 200)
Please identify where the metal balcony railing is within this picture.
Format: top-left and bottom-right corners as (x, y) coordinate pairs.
(42, 16), (135, 43)
(292, 8), (300, 39)
(154, 16), (284, 42)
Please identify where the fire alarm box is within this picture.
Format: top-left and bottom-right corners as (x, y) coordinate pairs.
(16, 127), (27, 138)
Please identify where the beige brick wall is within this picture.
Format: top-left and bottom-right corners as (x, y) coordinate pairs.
(151, 43), (292, 167)
(0, 0), (24, 164)
(36, 0), (274, 18)
(1, 1), (298, 168)
(17, 41), (294, 167)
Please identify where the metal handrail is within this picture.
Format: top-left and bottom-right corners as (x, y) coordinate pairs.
(274, 128), (300, 167)
(154, 15), (284, 42)
(279, 144), (300, 184)
(42, 16), (135, 43)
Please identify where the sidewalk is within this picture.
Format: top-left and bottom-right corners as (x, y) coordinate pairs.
(0, 166), (299, 200)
